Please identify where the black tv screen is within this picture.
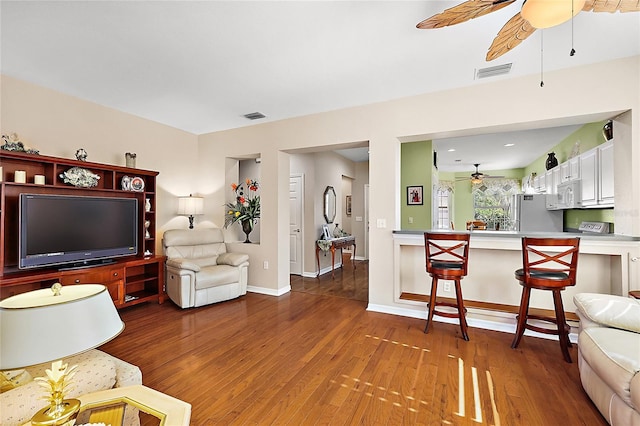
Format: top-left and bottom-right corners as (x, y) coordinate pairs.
(19, 194), (138, 269)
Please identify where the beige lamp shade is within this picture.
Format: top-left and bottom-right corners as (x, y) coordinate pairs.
(521, 0), (587, 29)
(0, 284), (124, 370)
(177, 195), (204, 216)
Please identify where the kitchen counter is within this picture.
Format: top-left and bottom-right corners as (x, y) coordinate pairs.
(391, 230), (640, 329)
(393, 229), (640, 241)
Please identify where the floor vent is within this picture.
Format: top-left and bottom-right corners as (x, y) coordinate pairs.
(476, 63), (512, 79)
(244, 112), (266, 120)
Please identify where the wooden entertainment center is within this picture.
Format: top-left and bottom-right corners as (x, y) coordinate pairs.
(0, 150), (166, 308)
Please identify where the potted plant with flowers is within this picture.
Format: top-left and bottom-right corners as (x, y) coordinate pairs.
(224, 179), (260, 243)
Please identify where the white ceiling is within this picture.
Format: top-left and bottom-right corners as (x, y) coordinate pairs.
(2, 1), (639, 170)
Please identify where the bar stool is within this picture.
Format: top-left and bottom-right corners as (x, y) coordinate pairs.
(511, 237), (580, 363)
(423, 232), (471, 340)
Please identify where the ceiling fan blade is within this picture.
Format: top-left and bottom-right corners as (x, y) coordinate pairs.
(417, 0), (516, 29)
(583, 0), (640, 12)
(486, 12), (536, 61)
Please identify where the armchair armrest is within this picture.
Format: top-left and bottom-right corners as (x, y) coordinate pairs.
(166, 258), (201, 272)
(574, 293), (640, 333)
(217, 252), (249, 267)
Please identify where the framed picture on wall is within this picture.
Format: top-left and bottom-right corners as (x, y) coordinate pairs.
(322, 224), (332, 240)
(345, 195), (352, 216)
(407, 185), (423, 205)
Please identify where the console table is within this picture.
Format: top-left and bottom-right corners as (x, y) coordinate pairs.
(316, 236), (356, 278)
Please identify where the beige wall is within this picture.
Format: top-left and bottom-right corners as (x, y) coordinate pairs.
(198, 56), (640, 313)
(0, 75), (199, 254)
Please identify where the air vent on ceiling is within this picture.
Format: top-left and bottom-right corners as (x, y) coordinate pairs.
(476, 63), (512, 79)
(243, 112), (266, 120)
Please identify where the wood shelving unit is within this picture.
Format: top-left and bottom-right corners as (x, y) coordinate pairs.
(0, 150), (165, 308)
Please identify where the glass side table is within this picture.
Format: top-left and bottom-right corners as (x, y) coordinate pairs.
(75, 385), (191, 426)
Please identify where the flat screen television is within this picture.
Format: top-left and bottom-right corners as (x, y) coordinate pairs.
(19, 194), (138, 269)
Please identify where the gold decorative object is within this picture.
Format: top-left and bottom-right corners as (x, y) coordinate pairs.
(32, 360), (81, 426)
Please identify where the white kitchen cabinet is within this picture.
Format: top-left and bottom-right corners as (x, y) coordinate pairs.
(580, 141), (614, 207)
(560, 157), (581, 183)
(580, 148), (598, 206)
(598, 140), (614, 206)
(538, 172), (546, 193)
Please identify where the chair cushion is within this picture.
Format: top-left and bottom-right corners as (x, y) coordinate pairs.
(579, 327), (640, 408)
(515, 268), (569, 281)
(195, 265), (241, 289)
(217, 252), (249, 267)
(431, 261), (463, 270)
(574, 293), (640, 333)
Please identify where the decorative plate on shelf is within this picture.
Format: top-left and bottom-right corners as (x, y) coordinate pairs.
(130, 176), (145, 192)
(121, 175), (132, 191)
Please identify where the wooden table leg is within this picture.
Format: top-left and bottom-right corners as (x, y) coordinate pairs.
(330, 245), (336, 278)
(352, 243), (356, 270)
(316, 244), (321, 279)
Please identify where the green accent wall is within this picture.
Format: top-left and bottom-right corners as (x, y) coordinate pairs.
(522, 120), (612, 228)
(400, 141), (433, 229)
(523, 120), (608, 178)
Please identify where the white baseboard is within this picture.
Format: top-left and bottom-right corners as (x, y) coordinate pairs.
(247, 285), (291, 296)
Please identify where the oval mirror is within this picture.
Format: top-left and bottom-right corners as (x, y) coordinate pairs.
(323, 186), (336, 224)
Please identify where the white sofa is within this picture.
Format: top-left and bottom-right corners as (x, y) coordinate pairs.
(574, 293), (640, 426)
(163, 228), (250, 308)
(0, 349), (142, 426)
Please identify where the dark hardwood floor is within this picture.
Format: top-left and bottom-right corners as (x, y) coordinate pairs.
(101, 257), (606, 425)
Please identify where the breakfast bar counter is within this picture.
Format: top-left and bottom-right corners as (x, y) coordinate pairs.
(392, 230), (640, 319)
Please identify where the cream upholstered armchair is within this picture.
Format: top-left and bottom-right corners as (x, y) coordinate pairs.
(163, 228), (249, 308)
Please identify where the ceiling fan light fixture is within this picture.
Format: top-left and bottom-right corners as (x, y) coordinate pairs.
(521, 0), (586, 29)
(471, 177), (483, 184)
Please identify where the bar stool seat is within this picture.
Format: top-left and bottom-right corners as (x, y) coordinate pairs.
(423, 232), (471, 341)
(511, 237), (580, 363)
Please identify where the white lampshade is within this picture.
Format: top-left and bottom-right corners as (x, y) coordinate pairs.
(521, 0), (586, 29)
(177, 195), (204, 216)
(0, 284), (124, 370)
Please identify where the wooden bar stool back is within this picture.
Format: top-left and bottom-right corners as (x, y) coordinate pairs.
(423, 232), (471, 340)
(511, 236), (580, 363)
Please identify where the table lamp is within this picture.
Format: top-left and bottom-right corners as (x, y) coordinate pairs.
(178, 194), (204, 229)
(0, 283), (124, 425)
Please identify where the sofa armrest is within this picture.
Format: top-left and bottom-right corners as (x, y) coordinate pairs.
(217, 252), (249, 267)
(102, 351), (142, 388)
(166, 258), (201, 272)
(574, 293), (640, 333)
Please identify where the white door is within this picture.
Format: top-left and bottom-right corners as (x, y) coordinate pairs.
(289, 174), (304, 275)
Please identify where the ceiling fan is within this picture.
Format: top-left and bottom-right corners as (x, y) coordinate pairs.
(417, 0), (640, 62)
(456, 164), (505, 183)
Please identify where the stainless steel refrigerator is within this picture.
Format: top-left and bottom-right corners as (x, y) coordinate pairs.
(511, 194), (564, 232)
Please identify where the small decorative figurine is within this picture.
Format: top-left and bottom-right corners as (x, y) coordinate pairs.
(125, 152), (137, 168)
(75, 148), (88, 161)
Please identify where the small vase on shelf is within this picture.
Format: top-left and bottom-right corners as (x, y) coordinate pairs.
(145, 198), (152, 212)
(545, 152), (558, 170)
